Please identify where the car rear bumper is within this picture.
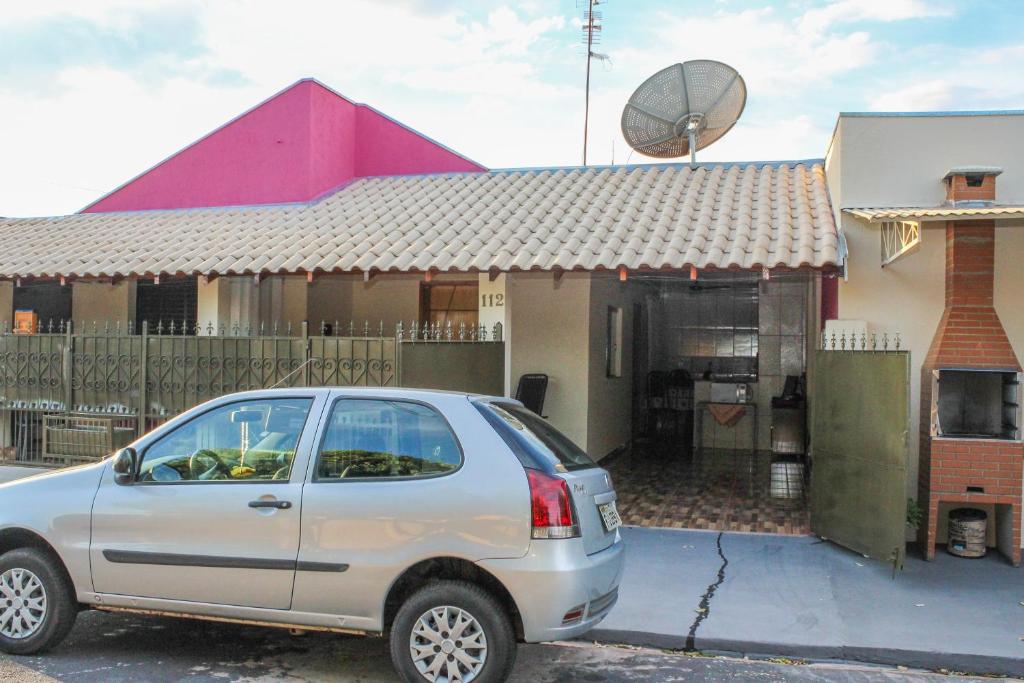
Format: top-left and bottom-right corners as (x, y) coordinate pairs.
(477, 533), (625, 642)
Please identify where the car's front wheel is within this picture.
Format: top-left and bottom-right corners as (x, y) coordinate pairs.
(389, 580), (516, 683)
(0, 548), (77, 655)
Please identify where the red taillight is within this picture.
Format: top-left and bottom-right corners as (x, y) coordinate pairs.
(526, 469), (580, 539)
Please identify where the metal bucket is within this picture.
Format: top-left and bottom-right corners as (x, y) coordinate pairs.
(948, 508), (987, 558)
(770, 460), (804, 499)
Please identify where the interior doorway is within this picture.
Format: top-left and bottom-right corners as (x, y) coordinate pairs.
(12, 281), (72, 327)
(607, 271), (815, 534)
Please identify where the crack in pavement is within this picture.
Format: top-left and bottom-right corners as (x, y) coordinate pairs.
(685, 531), (728, 651)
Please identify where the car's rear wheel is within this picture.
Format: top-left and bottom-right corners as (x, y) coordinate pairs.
(0, 548), (77, 655)
(389, 580), (516, 683)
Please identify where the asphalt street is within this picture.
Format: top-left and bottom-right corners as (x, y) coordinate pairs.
(1, 610), (1011, 682)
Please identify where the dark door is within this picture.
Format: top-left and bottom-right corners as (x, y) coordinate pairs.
(809, 349), (909, 567)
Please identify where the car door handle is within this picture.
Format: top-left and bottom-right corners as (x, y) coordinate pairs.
(248, 500), (293, 510)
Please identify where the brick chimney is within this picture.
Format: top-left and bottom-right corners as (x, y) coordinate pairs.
(944, 167), (1000, 205)
(919, 167), (1022, 566)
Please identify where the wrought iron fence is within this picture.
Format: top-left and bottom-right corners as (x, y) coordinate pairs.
(0, 319), (503, 466)
(819, 330), (902, 352)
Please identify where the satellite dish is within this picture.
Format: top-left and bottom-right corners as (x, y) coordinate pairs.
(621, 60), (746, 164)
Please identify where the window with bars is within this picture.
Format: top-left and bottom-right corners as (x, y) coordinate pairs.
(135, 277), (198, 334)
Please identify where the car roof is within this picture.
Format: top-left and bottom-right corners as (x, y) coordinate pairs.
(218, 386), (505, 402)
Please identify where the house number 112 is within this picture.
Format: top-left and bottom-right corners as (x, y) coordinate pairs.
(481, 294), (505, 308)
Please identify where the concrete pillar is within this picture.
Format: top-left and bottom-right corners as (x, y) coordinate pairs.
(71, 281), (136, 332)
(197, 276), (260, 335)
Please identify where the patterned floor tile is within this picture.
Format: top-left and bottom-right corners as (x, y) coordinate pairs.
(604, 447), (810, 536)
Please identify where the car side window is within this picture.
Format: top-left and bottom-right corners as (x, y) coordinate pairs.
(138, 398), (313, 483)
(316, 399), (461, 480)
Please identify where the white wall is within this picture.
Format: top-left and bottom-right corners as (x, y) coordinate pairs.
(828, 113), (1024, 547)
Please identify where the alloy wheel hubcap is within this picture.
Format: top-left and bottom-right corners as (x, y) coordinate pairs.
(0, 568), (47, 640)
(409, 605), (487, 682)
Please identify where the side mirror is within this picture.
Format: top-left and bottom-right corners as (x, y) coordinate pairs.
(112, 448), (137, 485)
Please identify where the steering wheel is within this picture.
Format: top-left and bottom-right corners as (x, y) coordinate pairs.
(188, 449), (231, 480)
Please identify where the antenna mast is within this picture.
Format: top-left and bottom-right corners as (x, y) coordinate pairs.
(580, 0), (604, 166)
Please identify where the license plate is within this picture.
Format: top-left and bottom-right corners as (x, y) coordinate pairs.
(598, 502), (622, 532)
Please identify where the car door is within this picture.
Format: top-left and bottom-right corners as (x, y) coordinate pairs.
(89, 393), (325, 609)
(290, 392), (530, 631)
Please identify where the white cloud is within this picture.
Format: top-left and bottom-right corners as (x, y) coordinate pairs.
(617, 7), (877, 94)
(1, 0), (191, 24)
(868, 43), (1024, 111)
(869, 80), (957, 111)
(0, 0), (1005, 217)
(0, 1), (572, 216)
(0, 67), (267, 216)
(574, 4), (886, 168)
(798, 0), (952, 35)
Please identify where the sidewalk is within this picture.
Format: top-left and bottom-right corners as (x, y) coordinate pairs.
(593, 527), (1024, 677)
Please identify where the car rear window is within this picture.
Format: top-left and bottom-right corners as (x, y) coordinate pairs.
(476, 401), (596, 472)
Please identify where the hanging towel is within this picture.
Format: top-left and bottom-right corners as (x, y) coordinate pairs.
(708, 403), (747, 427)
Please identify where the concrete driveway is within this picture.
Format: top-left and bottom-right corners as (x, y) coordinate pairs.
(597, 527), (1024, 677)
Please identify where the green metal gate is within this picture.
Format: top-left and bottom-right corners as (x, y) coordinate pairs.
(809, 347), (910, 568)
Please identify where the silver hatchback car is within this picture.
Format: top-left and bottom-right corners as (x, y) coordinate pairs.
(0, 388), (624, 682)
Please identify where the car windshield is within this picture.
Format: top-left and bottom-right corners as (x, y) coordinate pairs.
(477, 401), (596, 472)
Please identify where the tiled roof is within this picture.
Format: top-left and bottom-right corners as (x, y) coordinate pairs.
(0, 161), (838, 279)
(846, 205), (1024, 222)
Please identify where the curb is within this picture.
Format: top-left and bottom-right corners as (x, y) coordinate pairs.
(587, 628), (1024, 678)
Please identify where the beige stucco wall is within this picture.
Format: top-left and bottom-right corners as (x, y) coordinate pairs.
(586, 275), (643, 460)
(0, 282), (12, 331)
(71, 281), (136, 330)
(827, 113), (1024, 547)
(506, 271), (640, 459)
(508, 272), (592, 451)
(308, 274), (420, 334)
(307, 273), (485, 336)
(258, 275), (308, 334)
(196, 275), (309, 335)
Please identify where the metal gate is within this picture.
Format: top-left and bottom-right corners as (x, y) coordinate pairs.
(809, 343), (910, 568)
(1, 320), (505, 466)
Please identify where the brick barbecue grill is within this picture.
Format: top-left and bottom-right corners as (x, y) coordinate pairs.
(918, 167), (1023, 566)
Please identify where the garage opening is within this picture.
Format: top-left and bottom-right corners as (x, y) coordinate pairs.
(606, 271), (815, 534)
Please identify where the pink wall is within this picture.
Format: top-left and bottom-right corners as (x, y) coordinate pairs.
(355, 105), (482, 178)
(308, 82), (357, 199)
(83, 79), (484, 213)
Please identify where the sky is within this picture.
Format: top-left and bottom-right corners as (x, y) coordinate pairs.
(2, 0), (1022, 217)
